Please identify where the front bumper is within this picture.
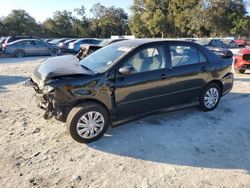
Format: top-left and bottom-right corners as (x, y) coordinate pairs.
(235, 64), (250, 70)
(24, 78), (70, 122)
(234, 58), (250, 70)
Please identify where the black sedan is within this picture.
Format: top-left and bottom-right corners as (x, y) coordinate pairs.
(25, 39), (234, 143)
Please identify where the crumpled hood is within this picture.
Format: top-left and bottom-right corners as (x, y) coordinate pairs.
(32, 55), (93, 87)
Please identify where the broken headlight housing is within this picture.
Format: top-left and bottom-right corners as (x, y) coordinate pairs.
(42, 85), (55, 94)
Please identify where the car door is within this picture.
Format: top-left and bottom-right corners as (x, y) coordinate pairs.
(23, 40), (36, 55)
(33, 40), (50, 55)
(114, 44), (172, 117)
(166, 42), (210, 106)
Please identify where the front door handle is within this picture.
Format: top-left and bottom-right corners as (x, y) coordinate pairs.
(201, 67), (207, 72)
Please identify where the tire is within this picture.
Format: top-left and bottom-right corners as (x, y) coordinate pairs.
(234, 69), (245, 74)
(199, 83), (221, 111)
(50, 49), (58, 56)
(66, 102), (109, 143)
(14, 50), (25, 57)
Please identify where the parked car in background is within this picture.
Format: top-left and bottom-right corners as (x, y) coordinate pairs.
(58, 39), (77, 52)
(206, 46), (233, 58)
(234, 37), (250, 47)
(0, 37), (7, 51)
(25, 39), (233, 143)
(222, 39), (238, 48)
(2, 39), (60, 57)
(48, 38), (69, 45)
(76, 38), (127, 60)
(68, 38), (101, 53)
(234, 48), (250, 74)
(195, 39), (233, 58)
(43, 38), (54, 43)
(3, 36), (36, 46)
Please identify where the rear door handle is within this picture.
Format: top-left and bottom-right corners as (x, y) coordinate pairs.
(161, 74), (168, 79)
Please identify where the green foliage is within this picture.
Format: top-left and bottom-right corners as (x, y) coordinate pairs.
(2, 10), (41, 36)
(0, 1), (249, 38)
(130, 0), (250, 38)
(0, 4), (129, 38)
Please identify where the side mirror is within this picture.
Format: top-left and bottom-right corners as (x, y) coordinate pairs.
(119, 66), (134, 75)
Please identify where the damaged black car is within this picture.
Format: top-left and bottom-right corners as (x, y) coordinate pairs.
(25, 39), (234, 143)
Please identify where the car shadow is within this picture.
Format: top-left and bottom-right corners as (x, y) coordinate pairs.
(88, 92), (250, 173)
(0, 75), (28, 92)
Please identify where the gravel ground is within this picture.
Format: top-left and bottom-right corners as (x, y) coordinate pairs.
(0, 55), (250, 188)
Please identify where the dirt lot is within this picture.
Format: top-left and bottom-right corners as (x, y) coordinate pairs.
(0, 56), (250, 188)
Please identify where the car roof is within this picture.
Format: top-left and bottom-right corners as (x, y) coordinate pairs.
(10, 39), (43, 44)
(112, 39), (195, 47)
(74, 38), (99, 42)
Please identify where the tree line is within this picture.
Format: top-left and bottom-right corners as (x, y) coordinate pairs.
(0, 0), (249, 38)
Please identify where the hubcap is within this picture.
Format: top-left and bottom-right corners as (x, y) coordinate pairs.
(76, 111), (105, 139)
(204, 88), (219, 109)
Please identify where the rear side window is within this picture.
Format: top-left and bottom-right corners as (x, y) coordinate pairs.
(199, 51), (207, 63)
(170, 44), (207, 67)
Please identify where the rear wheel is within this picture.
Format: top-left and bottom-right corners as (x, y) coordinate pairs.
(14, 50), (25, 57)
(66, 102), (109, 143)
(50, 49), (58, 56)
(199, 83), (221, 111)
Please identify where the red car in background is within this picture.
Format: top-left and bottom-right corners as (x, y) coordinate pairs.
(234, 48), (250, 74)
(234, 37), (250, 47)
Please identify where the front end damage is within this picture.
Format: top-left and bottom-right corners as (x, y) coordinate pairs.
(24, 78), (67, 121)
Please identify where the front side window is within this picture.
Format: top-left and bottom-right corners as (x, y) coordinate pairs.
(170, 45), (200, 67)
(79, 44), (133, 73)
(123, 46), (165, 74)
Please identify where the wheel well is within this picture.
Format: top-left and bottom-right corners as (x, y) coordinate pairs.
(206, 80), (223, 94)
(75, 99), (110, 115)
(15, 49), (25, 53)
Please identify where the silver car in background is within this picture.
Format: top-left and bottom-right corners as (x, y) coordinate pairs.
(2, 39), (60, 57)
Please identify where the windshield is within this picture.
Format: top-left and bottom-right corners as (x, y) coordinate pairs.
(79, 44), (133, 73)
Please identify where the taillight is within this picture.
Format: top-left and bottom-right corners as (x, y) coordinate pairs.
(2, 43), (7, 48)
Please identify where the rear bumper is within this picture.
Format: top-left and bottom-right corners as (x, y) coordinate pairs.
(221, 73), (234, 96)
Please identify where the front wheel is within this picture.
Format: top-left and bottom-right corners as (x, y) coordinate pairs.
(66, 102), (109, 143)
(199, 83), (221, 111)
(14, 50), (25, 57)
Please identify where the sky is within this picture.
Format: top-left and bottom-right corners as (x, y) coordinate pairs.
(0, 0), (249, 22)
(0, 0), (134, 22)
